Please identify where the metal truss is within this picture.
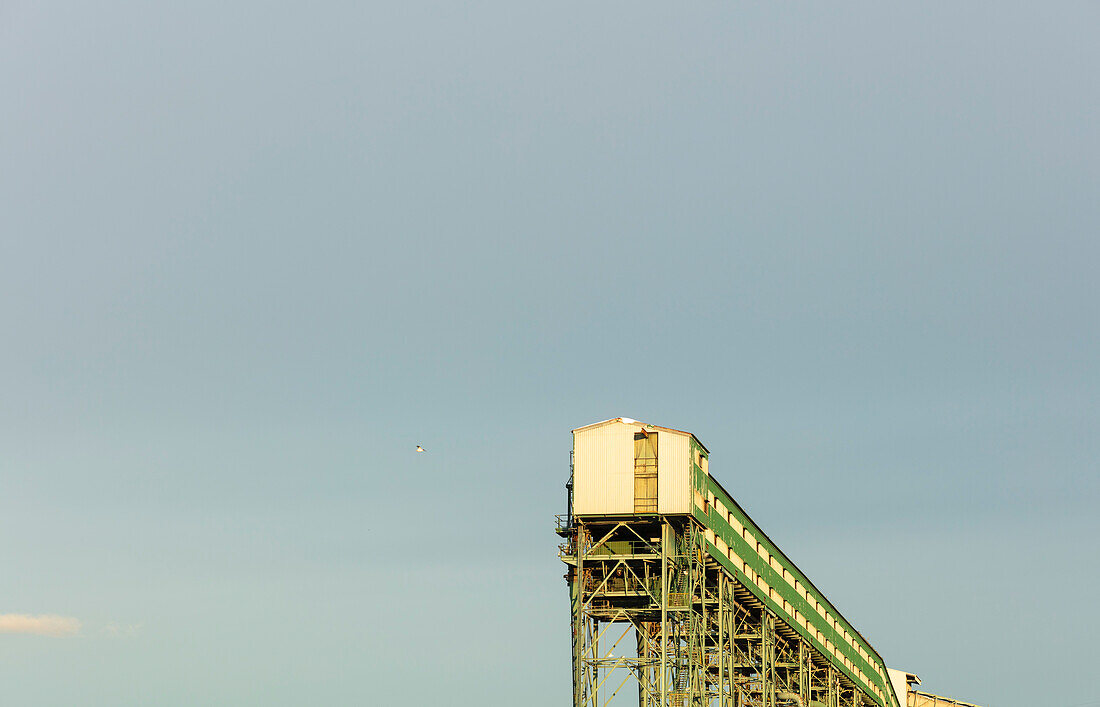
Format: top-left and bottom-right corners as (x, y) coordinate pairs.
(560, 517), (872, 707)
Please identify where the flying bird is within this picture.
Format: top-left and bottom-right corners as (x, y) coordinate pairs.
(416, 445), (426, 453)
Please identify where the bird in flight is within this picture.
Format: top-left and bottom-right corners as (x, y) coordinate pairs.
(416, 445), (426, 453)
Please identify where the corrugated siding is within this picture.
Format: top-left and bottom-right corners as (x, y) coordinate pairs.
(573, 423), (633, 515)
(657, 430), (690, 513)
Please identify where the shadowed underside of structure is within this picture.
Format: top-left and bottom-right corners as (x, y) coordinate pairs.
(560, 516), (867, 707)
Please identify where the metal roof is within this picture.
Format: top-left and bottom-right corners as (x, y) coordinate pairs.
(571, 417), (710, 454)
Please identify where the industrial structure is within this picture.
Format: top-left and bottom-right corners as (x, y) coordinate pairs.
(557, 418), (981, 707)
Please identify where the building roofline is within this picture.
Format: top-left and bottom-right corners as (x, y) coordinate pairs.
(571, 418), (710, 454)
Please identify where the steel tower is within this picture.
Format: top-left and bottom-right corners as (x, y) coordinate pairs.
(557, 418), (899, 707)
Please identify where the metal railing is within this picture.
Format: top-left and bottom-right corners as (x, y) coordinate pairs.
(586, 539), (660, 557)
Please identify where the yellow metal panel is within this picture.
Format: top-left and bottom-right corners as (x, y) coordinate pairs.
(573, 419), (693, 515)
(887, 669), (910, 707)
(657, 429), (691, 513)
(573, 422), (634, 515)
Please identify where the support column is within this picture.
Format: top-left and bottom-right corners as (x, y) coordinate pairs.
(798, 640), (810, 707)
(688, 525), (705, 707)
(661, 521), (669, 705)
(718, 576), (726, 707)
(762, 611), (776, 707)
(592, 618), (599, 707)
(571, 523), (587, 707)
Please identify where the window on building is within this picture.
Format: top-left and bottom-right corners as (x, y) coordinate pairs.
(633, 431), (658, 513)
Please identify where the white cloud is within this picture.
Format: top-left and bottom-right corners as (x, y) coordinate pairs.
(0, 614), (81, 636)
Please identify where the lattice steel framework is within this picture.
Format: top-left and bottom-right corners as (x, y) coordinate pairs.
(559, 517), (869, 707)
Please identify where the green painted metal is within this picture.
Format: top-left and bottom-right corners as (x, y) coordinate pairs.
(686, 439), (898, 707)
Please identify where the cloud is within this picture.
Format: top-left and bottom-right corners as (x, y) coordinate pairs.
(103, 622), (141, 638)
(0, 614), (81, 636)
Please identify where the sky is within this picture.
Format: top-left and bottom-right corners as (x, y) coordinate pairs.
(1, 2), (1097, 705)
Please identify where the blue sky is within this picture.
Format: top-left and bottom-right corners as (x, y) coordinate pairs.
(1, 2), (1097, 705)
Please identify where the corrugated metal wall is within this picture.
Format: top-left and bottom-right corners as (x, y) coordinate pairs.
(573, 419), (694, 516)
(657, 430), (690, 513)
(573, 423), (634, 515)
(908, 693), (982, 707)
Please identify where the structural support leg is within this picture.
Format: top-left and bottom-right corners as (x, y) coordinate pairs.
(661, 521), (669, 705)
(571, 526), (585, 707)
(799, 640), (811, 707)
(762, 611), (776, 707)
